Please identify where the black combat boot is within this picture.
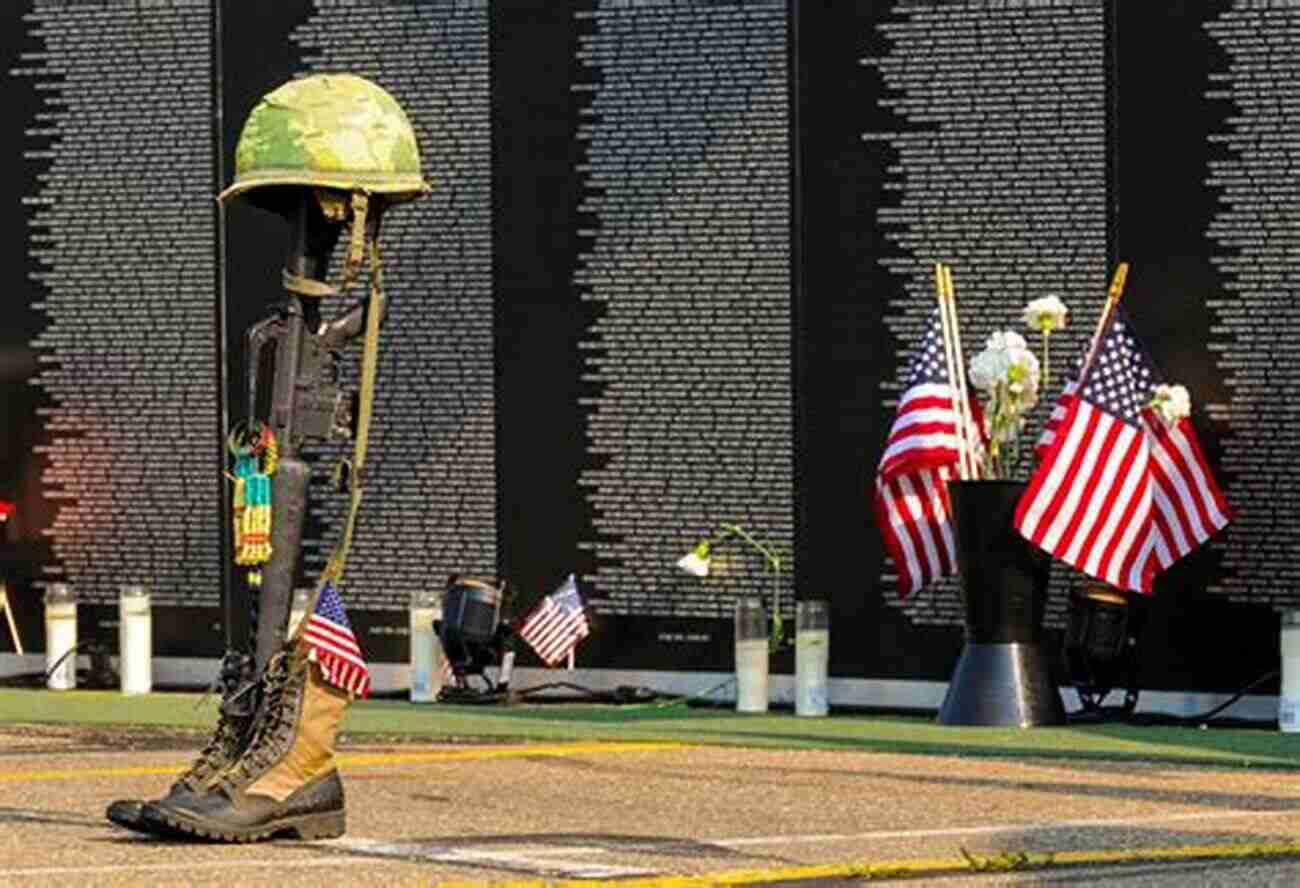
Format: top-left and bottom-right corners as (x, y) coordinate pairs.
(105, 651), (258, 835)
(141, 643), (349, 842)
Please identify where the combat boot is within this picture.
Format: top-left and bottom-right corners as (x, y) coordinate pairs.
(141, 644), (349, 842)
(105, 651), (258, 835)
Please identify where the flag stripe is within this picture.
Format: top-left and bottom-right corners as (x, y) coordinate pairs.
(526, 611), (587, 648)
(1149, 449), (1195, 556)
(1107, 463), (1152, 591)
(921, 471), (956, 578)
(1039, 407), (1113, 554)
(875, 477), (925, 593)
(898, 474), (944, 587)
(1077, 427), (1145, 577)
(302, 619), (362, 654)
(1173, 416), (1232, 522)
(1148, 412), (1229, 547)
(302, 620), (364, 658)
(303, 631), (367, 672)
(530, 620), (590, 663)
(1059, 419), (1127, 565)
(1035, 384), (1077, 460)
(1018, 398), (1092, 545)
(1149, 487), (1179, 571)
(1148, 414), (1205, 546)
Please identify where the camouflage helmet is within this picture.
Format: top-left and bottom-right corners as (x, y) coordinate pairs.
(219, 73), (429, 206)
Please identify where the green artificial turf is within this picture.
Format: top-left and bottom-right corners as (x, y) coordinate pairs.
(1, 687), (1297, 770)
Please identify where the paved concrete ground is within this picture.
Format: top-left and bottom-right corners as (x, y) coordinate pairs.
(1, 725), (1299, 886)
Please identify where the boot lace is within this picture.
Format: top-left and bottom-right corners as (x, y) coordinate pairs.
(178, 652), (257, 787)
(218, 652), (303, 790)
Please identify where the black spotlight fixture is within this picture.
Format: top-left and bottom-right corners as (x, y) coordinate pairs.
(1062, 582), (1146, 716)
(435, 575), (514, 700)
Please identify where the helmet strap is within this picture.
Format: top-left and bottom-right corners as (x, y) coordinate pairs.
(343, 191), (370, 289)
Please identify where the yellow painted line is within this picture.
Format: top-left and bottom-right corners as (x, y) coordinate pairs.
(340, 741), (681, 768)
(0, 764), (182, 782)
(0, 740), (682, 783)
(435, 840), (1300, 888)
(1047, 841), (1300, 866)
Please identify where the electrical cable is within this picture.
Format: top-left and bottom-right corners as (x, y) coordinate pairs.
(1066, 669), (1280, 728)
(0, 642), (118, 689)
(42, 641), (88, 685)
(1181, 669), (1279, 725)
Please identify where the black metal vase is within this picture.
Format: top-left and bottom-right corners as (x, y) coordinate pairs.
(937, 480), (1066, 727)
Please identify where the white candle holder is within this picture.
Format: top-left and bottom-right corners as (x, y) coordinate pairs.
(118, 585), (152, 695)
(1281, 610), (1300, 733)
(795, 599), (830, 717)
(44, 583), (77, 691)
(409, 588), (443, 703)
(734, 595), (769, 713)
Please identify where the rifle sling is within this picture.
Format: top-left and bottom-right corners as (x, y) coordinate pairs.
(294, 238), (384, 635)
(281, 269), (339, 298)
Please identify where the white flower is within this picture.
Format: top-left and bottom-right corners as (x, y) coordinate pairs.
(987, 330), (1029, 352)
(676, 548), (711, 577)
(966, 331), (1043, 469)
(1150, 384), (1191, 426)
(1005, 344), (1041, 409)
(968, 332), (1040, 405)
(1023, 296), (1069, 334)
(969, 346), (1010, 393)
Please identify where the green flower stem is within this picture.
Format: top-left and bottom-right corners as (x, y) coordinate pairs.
(986, 380), (1021, 479)
(1042, 331), (1051, 392)
(708, 523), (784, 647)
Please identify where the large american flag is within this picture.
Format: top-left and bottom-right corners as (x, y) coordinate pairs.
(874, 309), (985, 597)
(1014, 307), (1230, 593)
(302, 581), (371, 697)
(518, 574), (590, 666)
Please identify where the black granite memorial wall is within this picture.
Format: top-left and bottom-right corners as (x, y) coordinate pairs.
(0, 0), (1288, 698)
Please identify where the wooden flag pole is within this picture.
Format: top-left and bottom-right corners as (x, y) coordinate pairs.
(933, 263), (963, 477)
(942, 264), (975, 479)
(934, 263), (970, 480)
(1077, 262), (1130, 383)
(0, 581), (23, 656)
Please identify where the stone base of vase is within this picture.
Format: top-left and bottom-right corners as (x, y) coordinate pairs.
(937, 641), (1066, 727)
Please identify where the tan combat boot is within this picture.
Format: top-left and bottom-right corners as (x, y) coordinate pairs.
(105, 652), (258, 834)
(140, 645), (349, 842)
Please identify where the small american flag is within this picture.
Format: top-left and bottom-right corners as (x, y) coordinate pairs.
(302, 582), (371, 697)
(874, 309), (986, 597)
(518, 574), (590, 666)
(1014, 307), (1230, 593)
